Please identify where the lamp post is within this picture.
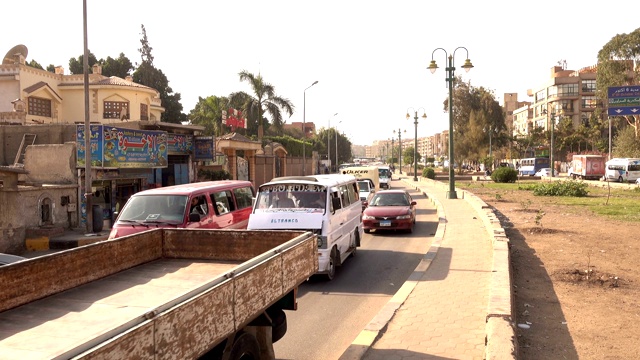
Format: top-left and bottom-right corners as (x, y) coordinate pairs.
(542, 109), (557, 177)
(335, 120), (342, 172)
(394, 129), (406, 174)
(303, 80), (318, 175)
(390, 137), (395, 171)
(327, 113), (338, 172)
(406, 108), (427, 182)
(428, 47), (474, 199)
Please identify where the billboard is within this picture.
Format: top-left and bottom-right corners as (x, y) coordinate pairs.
(76, 125), (168, 168)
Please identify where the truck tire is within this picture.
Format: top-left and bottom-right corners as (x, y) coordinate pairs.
(228, 332), (260, 360)
(268, 308), (287, 343)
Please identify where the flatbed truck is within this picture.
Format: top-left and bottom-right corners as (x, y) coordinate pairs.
(0, 228), (318, 359)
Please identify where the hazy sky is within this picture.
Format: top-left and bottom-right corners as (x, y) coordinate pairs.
(2, 1), (638, 145)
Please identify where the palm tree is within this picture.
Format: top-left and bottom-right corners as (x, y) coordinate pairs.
(229, 70), (294, 140)
(188, 95), (229, 136)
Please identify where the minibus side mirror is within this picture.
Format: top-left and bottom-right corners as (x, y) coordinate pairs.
(188, 213), (201, 222)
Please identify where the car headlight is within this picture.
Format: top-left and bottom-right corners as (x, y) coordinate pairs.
(362, 214), (375, 220)
(397, 214), (411, 220)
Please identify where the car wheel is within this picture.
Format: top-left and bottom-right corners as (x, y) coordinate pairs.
(618, 176), (624, 183)
(364, 228), (370, 234)
(325, 247), (338, 281)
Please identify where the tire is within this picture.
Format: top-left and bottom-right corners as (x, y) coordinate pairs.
(618, 176), (624, 183)
(354, 230), (361, 246)
(364, 228), (371, 234)
(325, 247), (338, 281)
(268, 308), (287, 343)
(228, 332), (260, 360)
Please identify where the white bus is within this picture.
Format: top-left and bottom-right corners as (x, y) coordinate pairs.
(604, 158), (640, 183)
(248, 174), (363, 280)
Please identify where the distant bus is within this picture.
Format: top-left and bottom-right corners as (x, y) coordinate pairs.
(518, 157), (550, 176)
(604, 158), (640, 183)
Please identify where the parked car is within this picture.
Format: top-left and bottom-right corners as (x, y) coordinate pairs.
(362, 190), (417, 233)
(0, 253), (26, 266)
(108, 180), (255, 240)
(535, 168), (552, 177)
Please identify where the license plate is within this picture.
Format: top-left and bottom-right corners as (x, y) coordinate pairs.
(380, 220), (391, 227)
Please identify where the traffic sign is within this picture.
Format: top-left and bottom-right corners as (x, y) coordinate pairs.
(608, 86), (640, 116)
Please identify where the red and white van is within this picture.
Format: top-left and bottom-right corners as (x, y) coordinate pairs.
(108, 180), (255, 239)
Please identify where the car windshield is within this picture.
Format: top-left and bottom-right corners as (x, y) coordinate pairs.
(118, 195), (188, 222)
(255, 183), (327, 211)
(370, 193), (409, 206)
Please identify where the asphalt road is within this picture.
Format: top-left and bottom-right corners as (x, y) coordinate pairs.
(273, 182), (439, 360)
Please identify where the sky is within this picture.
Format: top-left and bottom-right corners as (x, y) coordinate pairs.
(2, 1), (639, 146)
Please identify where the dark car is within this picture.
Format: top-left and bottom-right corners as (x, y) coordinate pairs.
(362, 190), (417, 233)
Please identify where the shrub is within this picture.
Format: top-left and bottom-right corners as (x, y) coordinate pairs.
(532, 180), (589, 197)
(198, 169), (231, 180)
(490, 167), (518, 183)
(423, 167), (435, 179)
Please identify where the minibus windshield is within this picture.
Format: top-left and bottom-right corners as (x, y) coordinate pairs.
(118, 195), (188, 222)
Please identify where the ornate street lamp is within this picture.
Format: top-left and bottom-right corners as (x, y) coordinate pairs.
(394, 128), (406, 174)
(542, 108), (558, 177)
(303, 80), (318, 175)
(428, 47), (473, 199)
(406, 108), (427, 181)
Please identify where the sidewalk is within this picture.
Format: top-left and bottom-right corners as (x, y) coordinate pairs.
(340, 175), (516, 360)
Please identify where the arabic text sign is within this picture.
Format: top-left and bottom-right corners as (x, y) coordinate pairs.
(608, 86), (640, 116)
(76, 125), (168, 168)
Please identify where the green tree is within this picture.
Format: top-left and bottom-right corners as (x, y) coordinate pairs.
(132, 24), (186, 124)
(26, 59), (43, 70)
(403, 146), (416, 165)
(188, 95), (229, 137)
(229, 70), (294, 140)
(597, 27), (640, 137)
(68, 52), (98, 74)
(100, 53), (134, 78)
(612, 126), (640, 157)
(446, 78), (506, 169)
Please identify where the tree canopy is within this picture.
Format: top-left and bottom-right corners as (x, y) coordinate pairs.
(132, 24), (186, 124)
(229, 70), (294, 140)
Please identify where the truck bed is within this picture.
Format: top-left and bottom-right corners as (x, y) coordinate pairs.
(0, 229), (317, 359)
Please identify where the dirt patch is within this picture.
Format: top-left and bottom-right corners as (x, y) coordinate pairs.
(465, 186), (640, 360)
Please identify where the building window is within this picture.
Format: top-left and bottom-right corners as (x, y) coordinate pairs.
(559, 100), (573, 112)
(104, 101), (129, 119)
(140, 103), (148, 120)
(581, 96), (597, 109)
(582, 79), (596, 92)
(535, 89), (546, 103)
(557, 84), (578, 96)
(28, 97), (52, 117)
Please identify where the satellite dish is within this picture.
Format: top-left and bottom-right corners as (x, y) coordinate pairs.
(2, 44), (28, 65)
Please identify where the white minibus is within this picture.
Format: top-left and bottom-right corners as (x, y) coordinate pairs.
(605, 158), (640, 183)
(248, 174), (363, 280)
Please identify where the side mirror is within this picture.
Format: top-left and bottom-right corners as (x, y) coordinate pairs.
(411, 201), (417, 206)
(189, 213), (201, 222)
(363, 201), (369, 208)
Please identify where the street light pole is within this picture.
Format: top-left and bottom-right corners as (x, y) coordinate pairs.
(394, 129), (405, 174)
(391, 137), (395, 171)
(303, 80), (318, 175)
(542, 108), (557, 177)
(428, 47), (474, 199)
(407, 108), (427, 182)
(335, 120), (342, 171)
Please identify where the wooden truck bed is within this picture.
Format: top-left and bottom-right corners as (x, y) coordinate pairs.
(0, 229), (317, 359)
